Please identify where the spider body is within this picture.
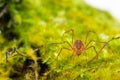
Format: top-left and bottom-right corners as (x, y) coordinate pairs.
(72, 40), (85, 55)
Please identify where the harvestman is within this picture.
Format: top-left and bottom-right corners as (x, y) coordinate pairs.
(52, 29), (120, 63)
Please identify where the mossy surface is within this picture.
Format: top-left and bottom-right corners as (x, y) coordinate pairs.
(0, 0), (120, 80)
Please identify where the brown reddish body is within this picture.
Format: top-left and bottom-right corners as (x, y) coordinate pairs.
(72, 40), (85, 55)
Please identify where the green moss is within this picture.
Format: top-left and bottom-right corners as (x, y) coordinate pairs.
(0, 0), (120, 80)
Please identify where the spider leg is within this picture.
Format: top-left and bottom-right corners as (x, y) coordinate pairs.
(97, 37), (120, 56)
(85, 46), (98, 64)
(57, 47), (71, 58)
(44, 41), (72, 63)
(62, 29), (74, 44)
(47, 41), (72, 63)
(88, 36), (120, 63)
(85, 46), (98, 56)
(85, 40), (113, 63)
(50, 47), (71, 63)
(97, 41), (114, 55)
(85, 30), (98, 45)
(85, 40), (95, 48)
(86, 40), (113, 53)
(50, 41), (72, 49)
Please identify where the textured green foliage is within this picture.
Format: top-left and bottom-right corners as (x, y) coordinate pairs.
(0, 0), (120, 80)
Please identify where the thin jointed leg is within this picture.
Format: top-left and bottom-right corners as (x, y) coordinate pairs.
(63, 29), (74, 44)
(88, 36), (120, 63)
(57, 47), (71, 58)
(85, 30), (98, 45)
(50, 41), (72, 49)
(85, 40), (95, 48)
(85, 46), (98, 63)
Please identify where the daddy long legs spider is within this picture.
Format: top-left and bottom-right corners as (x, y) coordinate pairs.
(51, 29), (120, 63)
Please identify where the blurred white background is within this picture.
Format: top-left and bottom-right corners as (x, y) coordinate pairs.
(85, 0), (120, 20)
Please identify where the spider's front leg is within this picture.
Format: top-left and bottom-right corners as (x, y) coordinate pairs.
(57, 47), (71, 59)
(85, 30), (98, 45)
(62, 29), (74, 44)
(49, 41), (72, 60)
(49, 47), (71, 63)
(50, 41), (72, 49)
